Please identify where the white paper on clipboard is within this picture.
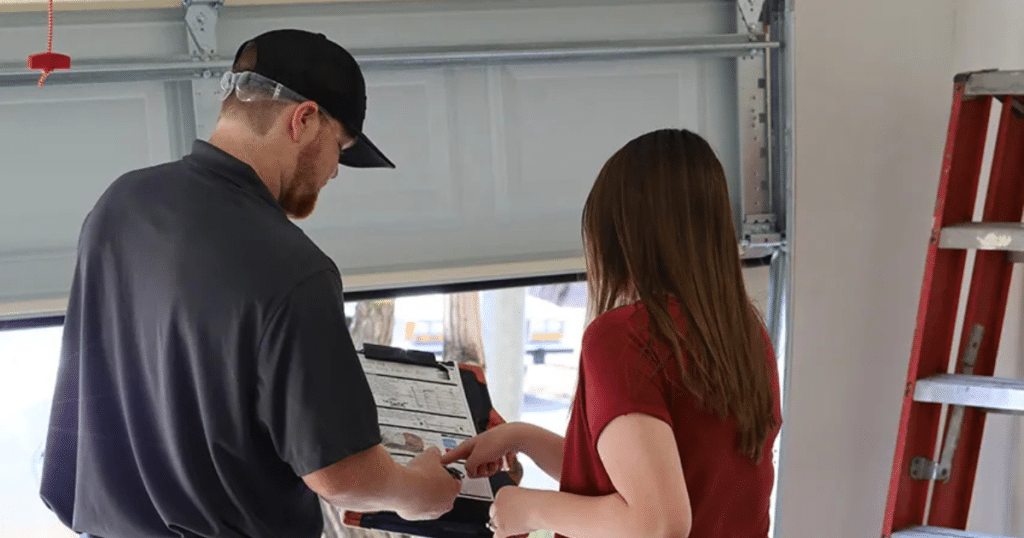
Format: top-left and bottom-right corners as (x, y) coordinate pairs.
(359, 354), (495, 502)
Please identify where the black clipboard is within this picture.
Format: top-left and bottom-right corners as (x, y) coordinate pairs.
(346, 344), (517, 537)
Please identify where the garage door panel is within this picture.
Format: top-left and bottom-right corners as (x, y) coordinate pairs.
(0, 3), (750, 314)
(292, 54), (737, 288)
(696, 57), (740, 184)
(0, 16), (186, 65)
(0, 82), (172, 306)
(215, 1), (735, 60)
(0, 250), (77, 304)
(313, 217), (583, 280)
(492, 58), (704, 220)
(298, 69), (458, 232)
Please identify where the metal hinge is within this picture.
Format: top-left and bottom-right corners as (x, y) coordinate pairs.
(739, 213), (782, 259)
(742, 213), (781, 244)
(737, 0), (768, 36)
(909, 457), (946, 482)
(183, 0), (224, 60)
(909, 324), (984, 482)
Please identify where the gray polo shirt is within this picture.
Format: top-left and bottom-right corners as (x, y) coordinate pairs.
(40, 140), (382, 538)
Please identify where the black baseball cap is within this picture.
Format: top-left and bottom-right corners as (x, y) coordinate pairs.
(232, 29), (395, 169)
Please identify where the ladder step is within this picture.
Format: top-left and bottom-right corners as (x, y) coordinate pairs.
(914, 374), (1024, 413)
(937, 223), (1024, 251)
(893, 526), (1018, 538)
(961, 69), (1024, 96)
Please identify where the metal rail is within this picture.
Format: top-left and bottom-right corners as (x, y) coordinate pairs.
(0, 35), (779, 87)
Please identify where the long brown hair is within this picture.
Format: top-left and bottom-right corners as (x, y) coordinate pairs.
(582, 128), (775, 461)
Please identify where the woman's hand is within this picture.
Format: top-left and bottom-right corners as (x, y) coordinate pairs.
(488, 486), (537, 538)
(441, 422), (525, 479)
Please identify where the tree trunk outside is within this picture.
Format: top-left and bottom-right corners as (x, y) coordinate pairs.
(349, 299), (396, 350)
(444, 292), (524, 484)
(443, 292), (486, 368)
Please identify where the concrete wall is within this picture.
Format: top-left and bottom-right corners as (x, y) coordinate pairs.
(779, 1), (1023, 536)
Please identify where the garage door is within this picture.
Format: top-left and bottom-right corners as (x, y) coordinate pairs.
(0, 0), (782, 317)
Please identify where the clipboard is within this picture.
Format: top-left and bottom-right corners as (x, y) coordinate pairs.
(344, 344), (519, 537)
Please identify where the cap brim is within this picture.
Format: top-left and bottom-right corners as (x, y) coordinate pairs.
(339, 132), (395, 169)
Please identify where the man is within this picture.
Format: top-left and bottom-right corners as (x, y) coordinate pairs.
(39, 29), (461, 538)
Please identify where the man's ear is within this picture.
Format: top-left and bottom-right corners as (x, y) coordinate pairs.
(288, 101), (323, 143)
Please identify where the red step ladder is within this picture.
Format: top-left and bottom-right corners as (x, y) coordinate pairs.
(882, 70), (1024, 538)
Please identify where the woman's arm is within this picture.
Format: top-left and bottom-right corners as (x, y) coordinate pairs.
(441, 422), (565, 481)
(490, 413), (691, 538)
(515, 422), (565, 480)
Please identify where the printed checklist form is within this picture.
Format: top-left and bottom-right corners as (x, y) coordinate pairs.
(359, 354), (495, 502)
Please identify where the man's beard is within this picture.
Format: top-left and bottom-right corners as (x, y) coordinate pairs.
(279, 135), (326, 220)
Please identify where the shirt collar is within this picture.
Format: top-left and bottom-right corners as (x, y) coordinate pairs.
(184, 140), (283, 212)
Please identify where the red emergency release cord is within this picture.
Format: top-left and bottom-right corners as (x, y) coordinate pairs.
(47, 0), (54, 52)
(41, 0), (54, 85)
(26, 0), (71, 87)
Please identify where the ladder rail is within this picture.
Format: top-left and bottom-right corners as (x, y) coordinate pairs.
(881, 81), (994, 536)
(927, 93), (1024, 529)
(884, 69), (1024, 537)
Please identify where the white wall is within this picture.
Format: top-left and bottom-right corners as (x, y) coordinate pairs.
(780, 1), (1024, 537)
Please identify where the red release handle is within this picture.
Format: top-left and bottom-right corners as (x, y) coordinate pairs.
(27, 52), (71, 72)
(27, 0), (70, 86)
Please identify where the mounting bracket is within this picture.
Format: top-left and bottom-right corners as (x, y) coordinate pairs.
(183, 0), (226, 141)
(909, 324), (984, 482)
(184, 0), (224, 60)
(737, 0), (768, 36)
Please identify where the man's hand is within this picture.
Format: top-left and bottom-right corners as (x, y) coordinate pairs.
(441, 423), (521, 479)
(396, 447), (462, 521)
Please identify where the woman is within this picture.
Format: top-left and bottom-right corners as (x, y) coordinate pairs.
(442, 129), (781, 538)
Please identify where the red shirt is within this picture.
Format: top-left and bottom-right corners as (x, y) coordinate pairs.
(559, 300), (781, 538)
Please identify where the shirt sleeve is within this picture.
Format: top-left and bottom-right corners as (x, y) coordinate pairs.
(256, 270), (382, 477)
(582, 311), (674, 449)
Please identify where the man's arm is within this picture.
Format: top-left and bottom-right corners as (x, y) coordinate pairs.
(257, 269), (458, 520)
(303, 445), (460, 521)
